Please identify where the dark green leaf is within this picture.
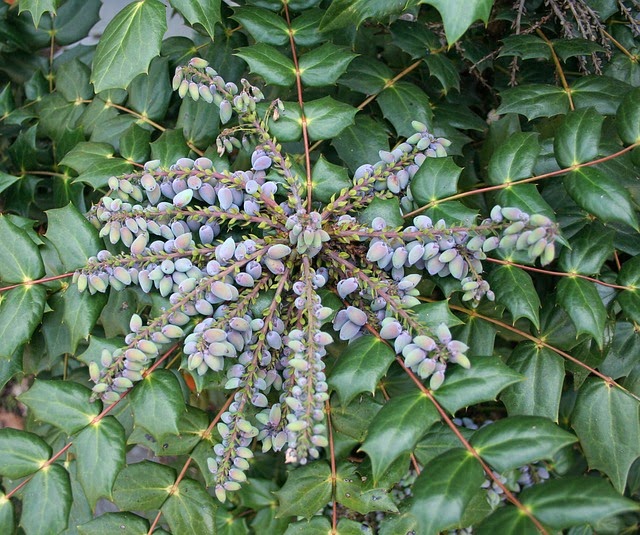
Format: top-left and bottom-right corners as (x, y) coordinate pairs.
(20, 464), (71, 535)
(236, 44), (296, 86)
(476, 507), (542, 535)
(177, 95), (220, 148)
(0, 172), (20, 195)
(557, 277), (606, 349)
(74, 416), (126, 509)
(379, 514), (420, 535)
(0, 495), (13, 534)
(91, 0), (167, 92)
(19, 380), (100, 435)
(19, 0), (58, 28)
(310, 156), (352, 203)
(265, 101), (302, 142)
(332, 116), (389, 172)
(571, 378), (640, 492)
(600, 322), (640, 379)
(421, 0), (493, 44)
(496, 184), (555, 221)
(329, 335), (395, 405)
(52, 0), (101, 46)
(162, 479), (218, 534)
(127, 56), (172, 121)
(0, 429), (51, 479)
(283, 517), (331, 535)
(0, 286), (46, 359)
(120, 124), (151, 164)
(299, 43), (357, 87)
(489, 265), (540, 329)
(617, 256), (640, 324)
(61, 142), (133, 188)
(338, 57), (393, 95)
(451, 316), (496, 359)
(360, 392), (439, 483)
(232, 7), (289, 46)
(330, 394), (383, 442)
(335, 464), (398, 514)
(275, 462), (332, 519)
(305, 96), (358, 140)
(290, 9), (325, 46)
(172, 0), (221, 38)
(553, 38), (605, 61)
(410, 157), (462, 204)
(0, 215), (44, 283)
(616, 86), (640, 144)
(150, 129), (190, 166)
(113, 461), (175, 511)
(129, 370), (186, 439)
(426, 201), (478, 227)
(56, 59), (92, 101)
(487, 132), (540, 184)
(498, 35), (550, 60)
(424, 54), (460, 93)
(558, 224), (614, 275)
(433, 355), (523, 414)
(357, 196), (402, 228)
(78, 512), (150, 535)
(554, 108), (603, 168)
(414, 301), (464, 330)
(415, 422), (473, 465)
(320, 0), (412, 32)
(571, 75), (630, 114)
(501, 342), (565, 421)
(497, 84), (569, 120)
(378, 82), (433, 137)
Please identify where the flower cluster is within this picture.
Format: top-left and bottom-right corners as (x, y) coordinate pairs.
(73, 58), (560, 501)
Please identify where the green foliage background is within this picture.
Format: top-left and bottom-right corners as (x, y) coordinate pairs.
(0, 0), (639, 533)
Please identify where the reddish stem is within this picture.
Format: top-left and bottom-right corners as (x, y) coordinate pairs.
(325, 400), (338, 534)
(0, 272), (74, 292)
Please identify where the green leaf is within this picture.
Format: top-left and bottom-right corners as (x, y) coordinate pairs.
(424, 54), (460, 93)
(61, 142), (133, 188)
(299, 43), (357, 87)
(420, 0), (493, 44)
(113, 461), (175, 511)
(19, 0), (58, 28)
(0, 215), (44, 283)
(0, 495), (13, 534)
(332, 116), (389, 172)
(127, 56), (172, 121)
(56, 59), (92, 101)
(558, 224), (614, 275)
(554, 108), (603, 168)
(410, 157), (462, 204)
(78, 512), (150, 535)
(476, 507), (545, 535)
(572, 378), (640, 492)
(497, 84), (569, 120)
(470, 416), (577, 472)
(571, 75), (630, 115)
(501, 342), (564, 422)
(162, 479), (218, 534)
(0, 286), (46, 359)
(0, 172), (20, 195)
(150, 129), (190, 166)
(91, 0), (167, 92)
(557, 277), (606, 349)
(553, 38), (605, 61)
(338, 57), (393, 95)
(265, 101), (302, 141)
(414, 423), (473, 465)
(20, 464), (71, 535)
(0, 429), (51, 479)
(487, 132), (540, 184)
(498, 35), (550, 60)
(305, 96), (358, 140)
(52, 0), (101, 46)
(283, 517), (331, 535)
(177, 95), (221, 148)
(489, 265), (540, 329)
(413, 301), (464, 329)
(45, 203), (102, 272)
(235, 44), (295, 86)
(426, 201), (478, 227)
(565, 167), (639, 231)
(232, 7), (289, 46)
(409, 448), (485, 534)
(520, 477), (640, 529)
(617, 256), (640, 324)
(378, 82), (433, 137)
(360, 392), (439, 483)
(330, 394), (383, 442)
(74, 416), (126, 509)
(310, 156), (352, 203)
(129, 370), (186, 439)
(319, 0), (413, 32)
(617, 86), (640, 144)
(335, 464), (398, 514)
(275, 462), (332, 519)
(433, 355), (523, 414)
(290, 9), (325, 46)
(120, 124), (151, 163)
(172, 0), (221, 38)
(600, 322), (640, 379)
(19, 380), (100, 435)
(328, 335), (395, 405)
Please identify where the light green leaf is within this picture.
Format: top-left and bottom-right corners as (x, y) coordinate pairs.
(20, 464), (71, 535)
(501, 342), (564, 421)
(19, 0), (58, 28)
(78, 512), (150, 534)
(129, 370), (186, 439)
(310, 156), (352, 203)
(232, 7), (289, 46)
(409, 448), (485, 534)
(305, 96), (358, 140)
(420, 0), (493, 44)
(162, 479), (218, 534)
(91, 0), (167, 92)
(497, 84), (569, 120)
(299, 43), (357, 87)
(235, 44), (295, 86)
(487, 132), (540, 184)
(433, 355), (523, 414)
(61, 142), (133, 188)
(0, 215), (44, 283)
(171, 0), (221, 38)
(410, 157), (462, 204)
(0, 286), (46, 359)
(566, 167), (639, 230)
(489, 266), (540, 328)
(378, 82), (432, 137)
(74, 417), (126, 509)
(328, 335), (395, 405)
(0, 428), (51, 479)
(554, 108), (603, 168)
(319, 0), (413, 32)
(617, 86), (640, 144)
(0, 495), (13, 533)
(360, 392), (439, 483)
(19, 380), (100, 435)
(571, 378), (640, 492)
(113, 461), (175, 511)
(557, 277), (606, 349)
(275, 462), (332, 519)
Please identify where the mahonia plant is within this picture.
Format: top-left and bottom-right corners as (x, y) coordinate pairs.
(73, 57), (559, 502)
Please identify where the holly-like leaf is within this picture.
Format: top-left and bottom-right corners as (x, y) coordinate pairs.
(305, 96), (358, 140)
(489, 265), (540, 329)
(558, 224), (614, 275)
(0, 285), (46, 359)
(409, 448), (485, 534)
(310, 156), (352, 203)
(617, 86), (640, 144)
(235, 44), (296, 86)
(19, 380), (100, 435)
(112, 461), (175, 511)
(0, 215), (44, 283)
(319, 0), (413, 32)
(335, 464), (398, 514)
(617, 256), (640, 324)
(0, 428), (51, 479)
(127, 56), (172, 122)
(19, 0), (58, 28)
(150, 129), (190, 167)
(424, 54), (460, 93)
(232, 6), (288, 46)
(410, 157), (463, 204)
(328, 335), (395, 405)
(498, 35), (550, 60)
(129, 370), (186, 439)
(61, 142), (133, 188)
(338, 57), (394, 95)
(433, 355), (523, 414)
(20, 464), (72, 535)
(497, 84), (569, 120)
(299, 43), (357, 87)
(420, 0), (494, 45)
(487, 132), (540, 184)
(571, 378), (640, 492)
(119, 124), (151, 163)
(476, 507), (540, 535)
(571, 75), (630, 114)
(378, 82), (433, 137)
(332, 116), (389, 172)
(501, 342), (564, 422)
(557, 277), (606, 349)
(275, 462), (332, 519)
(554, 108), (603, 168)
(74, 417), (126, 509)
(330, 394), (383, 442)
(414, 301), (464, 329)
(171, 0), (221, 39)
(162, 479), (218, 534)
(0, 496), (13, 534)
(360, 392), (439, 483)
(78, 512), (150, 535)
(91, 0), (167, 92)
(0, 172), (20, 195)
